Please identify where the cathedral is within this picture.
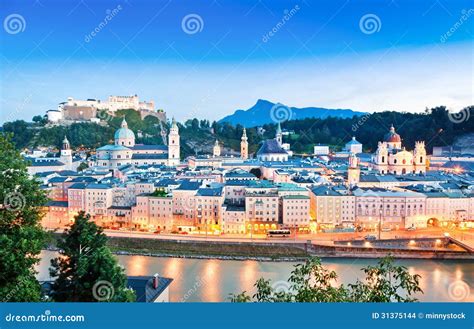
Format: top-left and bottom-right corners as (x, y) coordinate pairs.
(95, 118), (180, 169)
(371, 125), (426, 175)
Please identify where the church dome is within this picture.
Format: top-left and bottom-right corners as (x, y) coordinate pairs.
(114, 118), (135, 147)
(384, 125), (401, 143)
(114, 118), (135, 140)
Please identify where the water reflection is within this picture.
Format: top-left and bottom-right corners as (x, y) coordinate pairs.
(37, 251), (473, 302)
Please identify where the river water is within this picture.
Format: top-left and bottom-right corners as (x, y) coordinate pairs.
(37, 251), (473, 302)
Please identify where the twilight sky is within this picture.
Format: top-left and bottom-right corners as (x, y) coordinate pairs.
(0, 0), (473, 123)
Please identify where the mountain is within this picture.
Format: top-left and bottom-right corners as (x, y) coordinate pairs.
(218, 99), (366, 127)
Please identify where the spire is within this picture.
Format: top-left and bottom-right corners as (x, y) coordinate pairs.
(390, 124), (395, 133)
(121, 117), (128, 128)
(171, 117), (177, 129)
(62, 135), (70, 150)
(241, 128), (247, 140)
(352, 136), (356, 141)
(215, 139), (219, 146)
(276, 122), (282, 133)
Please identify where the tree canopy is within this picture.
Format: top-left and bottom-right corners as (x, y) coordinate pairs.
(230, 256), (422, 302)
(49, 211), (135, 302)
(0, 133), (48, 302)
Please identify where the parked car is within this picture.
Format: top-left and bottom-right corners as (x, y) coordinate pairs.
(179, 231), (189, 235)
(381, 227), (391, 232)
(364, 235), (377, 241)
(407, 226), (416, 231)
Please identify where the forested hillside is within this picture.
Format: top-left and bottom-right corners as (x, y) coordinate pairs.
(2, 106), (472, 158)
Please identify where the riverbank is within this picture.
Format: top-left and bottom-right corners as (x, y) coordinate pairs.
(46, 233), (474, 261)
(46, 233), (311, 261)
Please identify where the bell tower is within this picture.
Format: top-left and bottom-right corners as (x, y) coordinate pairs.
(347, 153), (360, 187)
(60, 136), (73, 170)
(213, 140), (221, 157)
(275, 122), (282, 146)
(240, 128), (248, 160)
(168, 118), (180, 166)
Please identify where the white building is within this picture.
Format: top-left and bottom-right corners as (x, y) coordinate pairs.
(371, 125), (427, 175)
(313, 144), (330, 155)
(95, 118), (180, 168)
(345, 136), (362, 154)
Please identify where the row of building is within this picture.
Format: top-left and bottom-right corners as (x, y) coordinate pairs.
(41, 165), (474, 234)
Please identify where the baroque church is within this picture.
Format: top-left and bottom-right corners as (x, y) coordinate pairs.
(371, 125), (426, 175)
(95, 118), (180, 169)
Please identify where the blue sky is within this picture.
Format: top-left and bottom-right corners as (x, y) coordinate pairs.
(1, 0), (473, 122)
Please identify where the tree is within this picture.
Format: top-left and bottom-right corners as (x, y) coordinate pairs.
(249, 168), (262, 179)
(230, 256), (422, 302)
(0, 133), (48, 302)
(49, 211), (136, 302)
(150, 188), (168, 197)
(77, 162), (89, 172)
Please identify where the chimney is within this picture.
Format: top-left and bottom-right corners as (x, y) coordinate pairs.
(153, 273), (159, 289)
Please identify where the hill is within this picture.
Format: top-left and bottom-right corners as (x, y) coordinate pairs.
(218, 99), (366, 127)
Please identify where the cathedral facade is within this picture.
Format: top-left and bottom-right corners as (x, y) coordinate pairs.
(371, 125), (427, 175)
(95, 118), (180, 169)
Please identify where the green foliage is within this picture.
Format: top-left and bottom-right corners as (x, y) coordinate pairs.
(0, 133), (48, 302)
(77, 162), (89, 172)
(249, 168), (262, 178)
(150, 188), (168, 197)
(3, 106), (472, 158)
(49, 211), (136, 302)
(229, 256), (423, 303)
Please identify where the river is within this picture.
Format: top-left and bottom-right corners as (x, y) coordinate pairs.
(37, 251), (473, 302)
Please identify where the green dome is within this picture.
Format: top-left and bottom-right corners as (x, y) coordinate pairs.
(114, 118), (135, 140)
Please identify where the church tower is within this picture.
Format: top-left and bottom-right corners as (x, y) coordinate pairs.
(240, 128), (248, 160)
(374, 141), (389, 174)
(347, 153), (360, 187)
(413, 141), (427, 174)
(275, 122), (282, 146)
(60, 135), (73, 170)
(168, 118), (180, 166)
(213, 140), (221, 157)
